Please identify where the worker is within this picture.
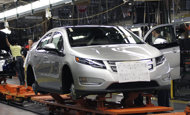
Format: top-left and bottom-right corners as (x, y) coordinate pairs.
(22, 39), (33, 58)
(184, 23), (190, 39)
(26, 39), (34, 50)
(6, 38), (25, 85)
(152, 29), (167, 44)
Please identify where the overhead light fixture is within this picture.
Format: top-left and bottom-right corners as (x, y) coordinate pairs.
(0, 0), (72, 20)
(32, 0), (50, 11)
(32, 1), (42, 11)
(0, 12), (4, 19)
(50, 0), (63, 4)
(4, 8), (17, 18)
(17, 4), (32, 15)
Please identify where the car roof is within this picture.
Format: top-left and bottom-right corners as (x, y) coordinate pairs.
(64, 25), (116, 28)
(48, 25), (119, 32)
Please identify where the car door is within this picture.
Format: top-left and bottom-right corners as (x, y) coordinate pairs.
(144, 24), (180, 80)
(33, 33), (52, 87)
(40, 31), (65, 90)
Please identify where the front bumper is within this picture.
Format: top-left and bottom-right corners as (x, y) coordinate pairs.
(76, 82), (170, 96)
(71, 57), (171, 95)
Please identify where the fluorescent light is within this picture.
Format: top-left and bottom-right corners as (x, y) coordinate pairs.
(32, 0), (49, 10)
(0, 0), (72, 20)
(17, 4), (32, 14)
(50, 0), (63, 4)
(4, 8), (17, 18)
(0, 12), (4, 19)
(50, 0), (72, 6)
(32, 1), (41, 9)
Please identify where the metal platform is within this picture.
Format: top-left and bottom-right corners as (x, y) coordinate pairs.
(0, 77), (189, 115)
(31, 93), (174, 115)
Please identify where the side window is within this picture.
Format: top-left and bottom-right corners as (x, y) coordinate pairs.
(145, 26), (176, 46)
(51, 32), (63, 51)
(37, 33), (52, 49)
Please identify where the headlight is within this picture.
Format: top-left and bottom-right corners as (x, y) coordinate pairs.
(75, 57), (106, 69)
(155, 55), (165, 66)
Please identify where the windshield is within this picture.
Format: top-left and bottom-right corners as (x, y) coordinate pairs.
(66, 27), (144, 47)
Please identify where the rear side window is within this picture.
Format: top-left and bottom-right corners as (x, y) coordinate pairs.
(37, 33), (52, 49)
(51, 32), (63, 51)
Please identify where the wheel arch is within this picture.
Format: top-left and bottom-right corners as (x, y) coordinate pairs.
(61, 64), (74, 93)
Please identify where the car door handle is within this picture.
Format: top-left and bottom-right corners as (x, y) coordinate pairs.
(34, 54), (37, 57)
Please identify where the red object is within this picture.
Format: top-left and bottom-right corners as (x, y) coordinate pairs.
(25, 45), (29, 49)
(77, 5), (87, 12)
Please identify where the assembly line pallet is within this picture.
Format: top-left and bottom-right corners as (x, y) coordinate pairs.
(0, 77), (36, 103)
(31, 93), (174, 115)
(0, 77), (190, 115)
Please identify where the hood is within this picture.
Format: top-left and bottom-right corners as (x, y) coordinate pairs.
(0, 31), (9, 51)
(71, 44), (161, 60)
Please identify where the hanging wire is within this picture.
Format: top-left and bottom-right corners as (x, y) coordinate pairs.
(53, 1), (126, 21)
(8, 1), (126, 30)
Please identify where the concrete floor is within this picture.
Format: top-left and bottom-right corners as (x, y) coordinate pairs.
(0, 103), (38, 115)
(0, 76), (188, 115)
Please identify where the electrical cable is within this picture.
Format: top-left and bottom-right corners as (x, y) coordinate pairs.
(8, 1), (126, 30)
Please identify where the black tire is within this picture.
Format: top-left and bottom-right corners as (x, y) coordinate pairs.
(26, 66), (35, 86)
(62, 66), (73, 94)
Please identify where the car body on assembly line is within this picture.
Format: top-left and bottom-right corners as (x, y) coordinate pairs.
(0, 50), (16, 77)
(25, 25), (171, 98)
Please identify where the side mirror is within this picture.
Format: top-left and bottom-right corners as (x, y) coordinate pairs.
(44, 43), (65, 56)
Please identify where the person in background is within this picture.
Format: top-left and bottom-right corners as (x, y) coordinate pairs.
(22, 39), (33, 58)
(26, 39), (34, 50)
(152, 30), (167, 44)
(6, 38), (25, 85)
(184, 23), (190, 39)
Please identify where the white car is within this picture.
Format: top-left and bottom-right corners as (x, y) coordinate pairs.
(25, 25), (171, 98)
